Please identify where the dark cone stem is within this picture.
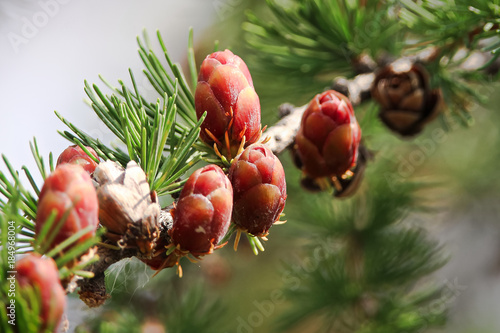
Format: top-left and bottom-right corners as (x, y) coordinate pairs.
(77, 243), (136, 307)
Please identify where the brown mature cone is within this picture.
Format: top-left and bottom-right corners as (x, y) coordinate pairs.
(93, 160), (160, 256)
(371, 60), (443, 136)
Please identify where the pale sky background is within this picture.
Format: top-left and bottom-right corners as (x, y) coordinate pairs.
(0, 0), (226, 185)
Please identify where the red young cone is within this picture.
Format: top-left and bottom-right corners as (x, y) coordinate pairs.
(169, 164), (233, 257)
(295, 90), (361, 179)
(16, 254), (66, 332)
(195, 49), (262, 157)
(228, 144), (287, 238)
(56, 145), (100, 174)
(36, 164), (99, 253)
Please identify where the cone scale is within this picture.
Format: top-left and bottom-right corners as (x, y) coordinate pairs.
(228, 144), (287, 252)
(195, 49), (262, 159)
